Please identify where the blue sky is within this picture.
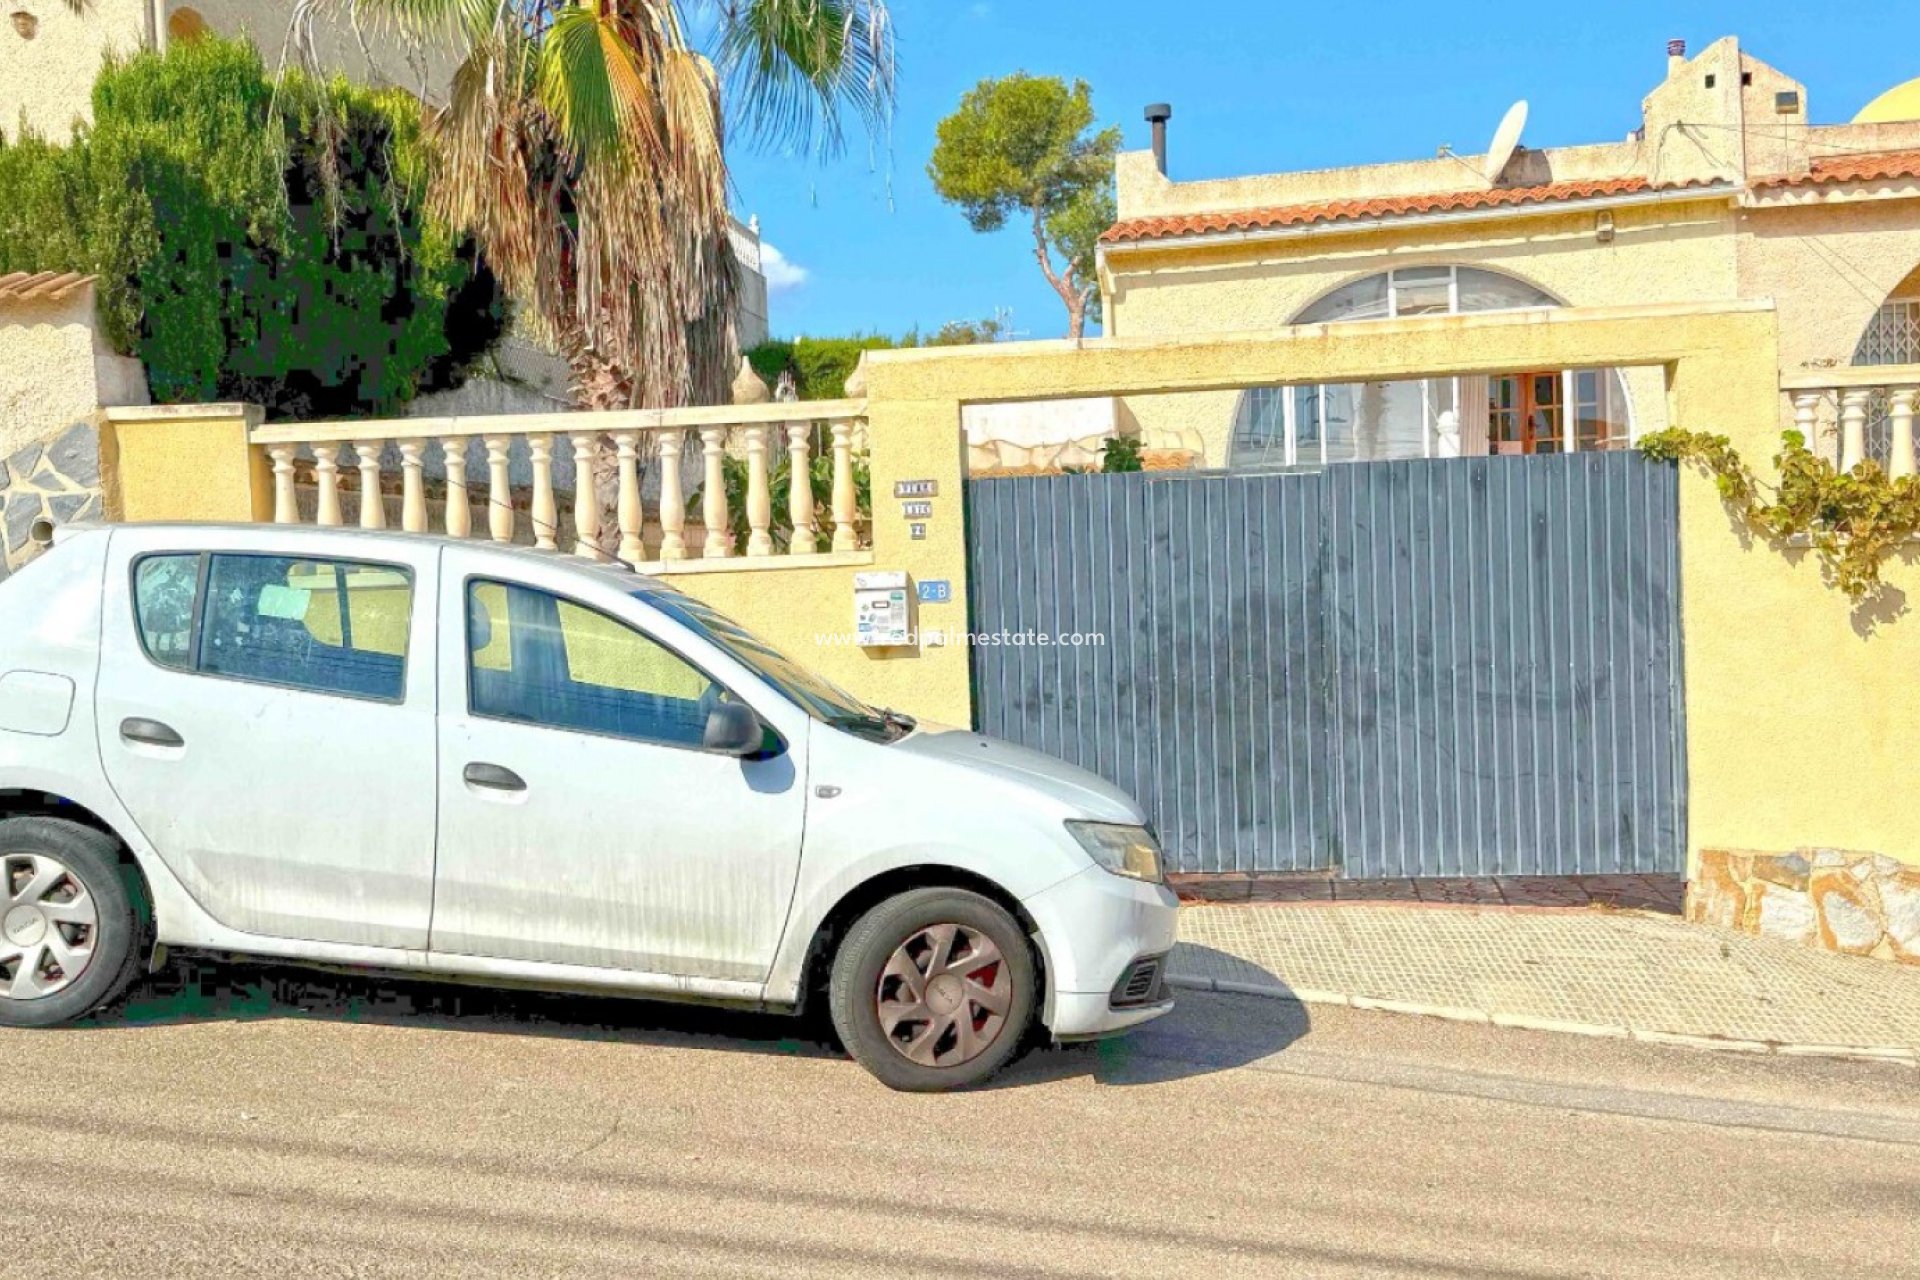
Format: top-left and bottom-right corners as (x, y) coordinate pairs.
(723, 1), (1920, 343)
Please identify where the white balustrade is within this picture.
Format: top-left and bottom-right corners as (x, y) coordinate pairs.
(1780, 367), (1920, 480)
(250, 400), (871, 571)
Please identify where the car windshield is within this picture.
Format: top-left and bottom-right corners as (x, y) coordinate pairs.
(639, 590), (910, 742)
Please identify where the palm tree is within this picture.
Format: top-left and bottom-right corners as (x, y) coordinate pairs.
(298, 0), (894, 411)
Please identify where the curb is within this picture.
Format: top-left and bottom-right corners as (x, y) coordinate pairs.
(1165, 974), (1920, 1066)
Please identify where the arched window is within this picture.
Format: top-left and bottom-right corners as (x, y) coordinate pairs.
(167, 7), (211, 43)
(1847, 264), (1920, 466)
(1229, 266), (1632, 470)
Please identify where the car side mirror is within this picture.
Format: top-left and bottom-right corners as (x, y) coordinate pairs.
(703, 701), (764, 756)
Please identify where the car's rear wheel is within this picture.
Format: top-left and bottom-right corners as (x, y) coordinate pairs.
(0, 818), (143, 1029)
(829, 887), (1037, 1092)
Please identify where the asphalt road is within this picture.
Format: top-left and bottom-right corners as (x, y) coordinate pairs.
(5, 958), (1917, 1278)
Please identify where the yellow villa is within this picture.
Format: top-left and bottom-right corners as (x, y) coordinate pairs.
(1097, 36), (1920, 472)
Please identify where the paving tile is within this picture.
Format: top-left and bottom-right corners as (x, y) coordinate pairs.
(1169, 900), (1920, 1056)
(1332, 878), (1422, 903)
(1246, 877), (1335, 903)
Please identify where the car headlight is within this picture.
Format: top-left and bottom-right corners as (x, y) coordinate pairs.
(1065, 821), (1165, 884)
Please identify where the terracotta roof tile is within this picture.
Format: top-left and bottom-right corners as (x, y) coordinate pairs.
(1100, 177), (1695, 245)
(1754, 148), (1920, 189)
(0, 271), (96, 303)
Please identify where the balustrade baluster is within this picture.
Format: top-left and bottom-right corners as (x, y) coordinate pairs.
(400, 441), (427, 533)
(315, 445), (343, 526)
(1840, 389), (1870, 473)
(1890, 388), (1918, 481)
(614, 431), (644, 564)
(701, 426), (732, 559)
(572, 434), (604, 559)
(485, 434), (514, 544)
(357, 440), (387, 530)
(442, 439), (472, 538)
(658, 430), (688, 561)
(787, 421), (817, 554)
(744, 425), (774, 556)
(268, 445), (297, 524)
(529, 433), (559, 550)
(830, 419), (859, 553)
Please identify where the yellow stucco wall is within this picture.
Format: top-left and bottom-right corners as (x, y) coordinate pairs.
(101, 404), (272, 525)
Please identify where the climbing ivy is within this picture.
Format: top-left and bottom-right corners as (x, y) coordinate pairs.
(1639, 427), (1920, 600)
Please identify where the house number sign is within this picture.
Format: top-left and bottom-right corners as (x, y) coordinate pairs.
(901, 501), (933, 519)
(894, 479), (938, 498)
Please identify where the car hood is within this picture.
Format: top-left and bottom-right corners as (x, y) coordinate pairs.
(896, 723), (1146, 824)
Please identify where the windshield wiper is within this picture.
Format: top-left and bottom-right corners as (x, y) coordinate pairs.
(825, 707), (915, 742)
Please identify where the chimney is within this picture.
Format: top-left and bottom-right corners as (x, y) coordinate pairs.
(1144, 103), (1172, 175)
(1667, 39), (1687, 80)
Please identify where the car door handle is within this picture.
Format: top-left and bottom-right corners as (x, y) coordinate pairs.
(463, 762), (527, 793)
(120, 718), (185, 749)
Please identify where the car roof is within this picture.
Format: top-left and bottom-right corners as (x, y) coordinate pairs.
(88, 522), (682, 597)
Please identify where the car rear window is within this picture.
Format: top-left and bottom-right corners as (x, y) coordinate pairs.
(132, 552), (413, 702)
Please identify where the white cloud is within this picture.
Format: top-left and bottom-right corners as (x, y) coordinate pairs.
(760, 241), (810, 293)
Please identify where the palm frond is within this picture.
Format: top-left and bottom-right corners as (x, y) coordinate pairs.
(713, 0), (895, 157)
(537, 3), (663, 164)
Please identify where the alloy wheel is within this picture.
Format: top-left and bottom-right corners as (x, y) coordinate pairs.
(875, 922), (1013, 1068)
(0, 854), (99, 1000)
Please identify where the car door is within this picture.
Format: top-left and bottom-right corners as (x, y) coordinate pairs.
(429, 550), (808, 983)
(94, 529), (440, 950)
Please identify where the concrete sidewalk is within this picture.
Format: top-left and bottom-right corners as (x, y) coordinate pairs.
(1169, 901), (1920, 1063)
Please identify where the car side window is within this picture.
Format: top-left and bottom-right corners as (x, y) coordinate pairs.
(467, 580), (719, 748)
(133, 555), (201, 670)
(197, 555), (413, 701)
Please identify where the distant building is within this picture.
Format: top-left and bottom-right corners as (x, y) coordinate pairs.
(1096, 37), (1920, 470)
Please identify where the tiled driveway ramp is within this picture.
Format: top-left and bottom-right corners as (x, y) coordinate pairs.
(1171, 903), (1920, 1060)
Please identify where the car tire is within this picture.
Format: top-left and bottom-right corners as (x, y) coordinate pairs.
(829, 887), (1038, 1092)
(0, 817), (145, 1029)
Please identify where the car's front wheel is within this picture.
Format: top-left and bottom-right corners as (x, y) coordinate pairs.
(829, 887), (1038, 1092)
(0, 817), (144, 1028)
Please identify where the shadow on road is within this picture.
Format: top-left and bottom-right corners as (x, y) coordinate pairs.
(83, 947), (1309, 1089)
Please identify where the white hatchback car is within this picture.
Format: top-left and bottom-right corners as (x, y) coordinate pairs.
(0, 523), (1178, 1090)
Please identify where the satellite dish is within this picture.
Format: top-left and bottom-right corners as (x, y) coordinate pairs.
(1483, 100), (1529, 185)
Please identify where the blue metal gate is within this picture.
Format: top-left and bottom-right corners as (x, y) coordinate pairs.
(964, 454), (1687, 877)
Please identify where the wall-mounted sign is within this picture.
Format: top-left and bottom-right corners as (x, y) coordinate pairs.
(894, 479), (938, 498)
(909, 522), (927, 541)
(901, 500), (933, 519)
(917, 579), (952, 604)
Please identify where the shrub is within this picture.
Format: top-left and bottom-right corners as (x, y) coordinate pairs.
(748, 334), (898, 401)
(0, 37), (502, 417)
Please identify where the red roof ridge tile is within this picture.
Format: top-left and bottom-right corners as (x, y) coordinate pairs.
(1753, 147), (1920, 190)
(1099, 176), (1731, 245)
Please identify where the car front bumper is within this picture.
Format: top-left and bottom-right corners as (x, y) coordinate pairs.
(1021, 863), (1182, 1038)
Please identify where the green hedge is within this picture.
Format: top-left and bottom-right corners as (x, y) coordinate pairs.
(0, 37), (502, 418)
(747, 334), (900, 401)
